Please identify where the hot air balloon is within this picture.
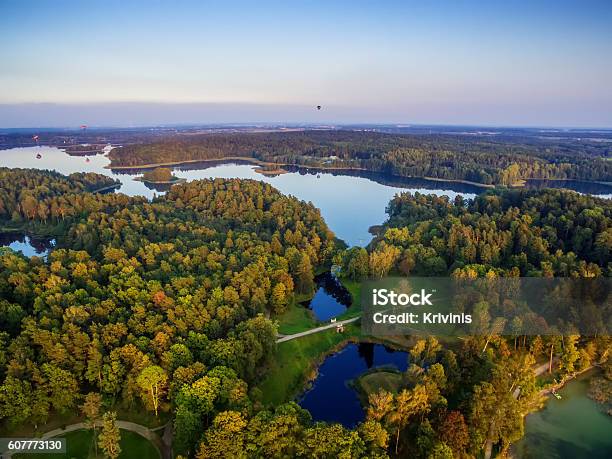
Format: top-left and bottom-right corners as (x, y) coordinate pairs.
(316, 105), (321, 110)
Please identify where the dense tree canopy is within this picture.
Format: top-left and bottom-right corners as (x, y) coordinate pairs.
(360, 189), (611, 278)
(109, 130), (612, 185)
(1, 168), (610, 458)
(0, 169), (348, 457)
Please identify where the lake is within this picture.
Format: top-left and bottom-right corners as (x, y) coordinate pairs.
(298, 342), (408, 427)
(2, 147), (612, 247)
(513, 371), (612, 458)
(0, 146), (482, 246)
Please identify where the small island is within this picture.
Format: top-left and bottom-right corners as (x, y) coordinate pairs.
(254, 165), (288, 176)
(136, 167), (185, 185)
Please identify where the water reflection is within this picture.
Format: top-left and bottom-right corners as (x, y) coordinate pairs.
(302, 272), (352, 321)
(525, 179), (612, 199)
(299, 343), (408, 427)
(0, 146), (481, 246)
(0, 233), (55, 258)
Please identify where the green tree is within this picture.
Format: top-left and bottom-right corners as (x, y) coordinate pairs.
(136, 365), (168, 416)
(197, 410), (248, 459)
(81, 392), (103, 456)
(98, 411), (121, 459)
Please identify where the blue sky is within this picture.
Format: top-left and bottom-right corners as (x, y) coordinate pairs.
(1, 0), (611, 127)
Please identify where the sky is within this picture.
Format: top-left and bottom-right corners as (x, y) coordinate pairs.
(1, 0), (611, 128)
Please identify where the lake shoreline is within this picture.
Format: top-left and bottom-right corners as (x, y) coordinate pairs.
(106, 156), (497, 188)
(105, 156), (612, 191)
(134, 177), (187, 185)
(509, 366), (608, 459)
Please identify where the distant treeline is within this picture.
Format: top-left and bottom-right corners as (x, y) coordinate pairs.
(109, 130), (612, 185)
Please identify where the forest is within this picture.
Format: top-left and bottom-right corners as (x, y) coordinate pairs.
(0, 168), (610, 458)
(108, 130), (612, 186)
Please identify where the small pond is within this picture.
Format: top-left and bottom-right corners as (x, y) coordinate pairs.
(299, 342), (408, 427)
(302, 272), (352, 322)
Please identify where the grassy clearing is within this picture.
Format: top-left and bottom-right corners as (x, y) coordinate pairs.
(276, 299), (318, 335)
(257, 323), (361, 406)
(357, 370), (403, 396)
(113, 407), (169, 429)
(15, 429), (159, 459)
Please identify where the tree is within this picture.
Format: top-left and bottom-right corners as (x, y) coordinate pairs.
(136, 365), (168, 417)
(389, 385), (430, 455)
(437, 410), (469, 456)
(271, 282), (288, 315)
(174, 403), (202, 456)
(39, 364), (79, 415)
(82, 393), (103, 456)
(295, 253), (315, 294)
(367, 390), (394, 422)
(82, 392), (103, 428)
(197, 410), (248, 459)
(358, 419), (389, 454)
(142, 167), (174, 182)
(428, 442), (454, 459)
(0, 376), (33, 426)
(560, 335), (580, 375)
(98, 411), (121, 459)
(343, 247), (369, 280)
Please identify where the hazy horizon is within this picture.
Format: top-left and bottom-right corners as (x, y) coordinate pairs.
(1, 0), (612, 128)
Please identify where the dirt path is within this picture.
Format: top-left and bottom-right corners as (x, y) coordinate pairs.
(1, 420), (171, 459)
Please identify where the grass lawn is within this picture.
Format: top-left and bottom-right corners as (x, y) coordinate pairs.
(257, 322), (361, 406)
(113, 406), (169, 429)
(15, 429), (160, 459)
(357, 370), (403, 396)
(277, 299), (318, 335)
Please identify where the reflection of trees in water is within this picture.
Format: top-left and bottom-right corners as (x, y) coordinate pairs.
(284, 165), (486, 195)
(357, 343), (375, 368)
(357, 342), (406, 369)
(142, 181), (173, 193)
(525, 179), (612, 196)
(315, 272), (352, 306)
(0, 232), (55, 254)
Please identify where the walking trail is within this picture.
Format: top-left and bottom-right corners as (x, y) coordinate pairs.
(276, 316), (360, 343)
(1, 420), (171, 459)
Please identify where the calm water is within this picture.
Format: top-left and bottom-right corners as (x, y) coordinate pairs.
(299, 343), (408, 427)
(0, 146), (480, 246)
(513, 372), (612, 459)
(0, 233), (55, 258)
(526, 179), (612, 199)
(1, 147), (611, 244)
(302, 272), (352, 321)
